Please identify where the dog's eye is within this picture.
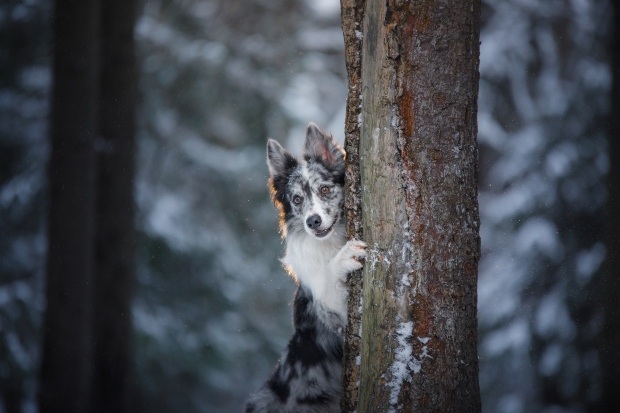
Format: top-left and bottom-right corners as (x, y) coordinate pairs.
(292, 195), (302, 205)
(320, 186), (330, 195)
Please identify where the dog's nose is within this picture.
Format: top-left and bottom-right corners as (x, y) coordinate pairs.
(306, 214), (322, 230)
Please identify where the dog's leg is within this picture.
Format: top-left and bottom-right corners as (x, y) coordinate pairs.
(330, 240), (367, 281)
(318, 240), (367, 328)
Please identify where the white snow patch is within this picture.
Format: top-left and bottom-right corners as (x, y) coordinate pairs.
(410, 337), (432, 375)
(575, 242), (605, 284)
(388, 321), (414, 406)
(400, 241), (412, 262)
(357, 294), (364, 337)
(281, 73), (324, 122)
(383, 255), (391, 268)
(482, 318), (530, 357)
(386, 322), (433, 410)
(545, 142), (578, 178)
(514, 217), (561, 261)
(535, 290), (576, 340)
(539, 343), (563, 376)
(6, 332), (31, 369)
(306, 0), (341, 18)
(297, 28), (344, 51)
(367, 243), (381, 271)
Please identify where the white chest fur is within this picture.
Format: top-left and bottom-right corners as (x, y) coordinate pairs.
(282, 227), (348, 321)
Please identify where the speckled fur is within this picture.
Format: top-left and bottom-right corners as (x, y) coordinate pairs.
(246, 123), (366, 413)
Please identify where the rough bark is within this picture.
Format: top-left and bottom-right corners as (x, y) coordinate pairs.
(39, 0), (99, 411)
(340, 0), (365, 411)
(91, 0), (138, 412)
(601, 1), (620, 410)
(342, 0), (482, 411)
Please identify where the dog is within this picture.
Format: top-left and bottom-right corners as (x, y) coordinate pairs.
(245, 123), (367, 412)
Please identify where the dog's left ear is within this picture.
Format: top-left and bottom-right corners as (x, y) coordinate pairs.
(303, 122), (344, 166)
(267, 138), (297, 178)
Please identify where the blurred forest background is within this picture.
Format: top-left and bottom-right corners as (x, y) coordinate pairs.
(0, 0), (615, 412)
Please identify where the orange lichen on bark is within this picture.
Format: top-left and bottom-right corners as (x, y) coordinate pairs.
(407, 0), (433, 33)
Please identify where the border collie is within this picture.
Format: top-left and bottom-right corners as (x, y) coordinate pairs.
(245, 123), (367, 412)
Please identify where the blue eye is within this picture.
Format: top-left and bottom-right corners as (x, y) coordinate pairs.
(293, 195), (302, 205)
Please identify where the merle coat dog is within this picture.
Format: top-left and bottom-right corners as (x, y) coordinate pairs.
(245, 123), (366, 413)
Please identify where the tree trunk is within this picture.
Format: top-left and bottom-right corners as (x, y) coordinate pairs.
(40, 0), (138, 411)
(341, 0), (482, 411)
(340, 0), (365, 411)
(601, 1), (620, 411)
(39, 0), (100, 411)
(91, 0), (138, 412)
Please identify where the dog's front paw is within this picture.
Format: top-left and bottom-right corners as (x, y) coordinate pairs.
(332, 240), (367, 278)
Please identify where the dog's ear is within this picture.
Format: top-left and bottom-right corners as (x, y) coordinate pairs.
(267, 139), (297, 178)
(303, 122), (344, 166)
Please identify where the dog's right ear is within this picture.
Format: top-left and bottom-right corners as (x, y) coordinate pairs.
(267, 139), (297, 178)
(304, 122), (344, 167)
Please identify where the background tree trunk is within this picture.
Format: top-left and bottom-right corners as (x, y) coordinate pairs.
(40, 1), (138, 411)
(91, 0), (138, 412)
(39, 0), (100, 412)
(602, 1), (620, 411)
(342, 0), (482, 411)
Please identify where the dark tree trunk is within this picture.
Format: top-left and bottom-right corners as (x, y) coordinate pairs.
(602, 1), (620, 411)
(40, 0), (138, 411)
(91, 0), (138, 412)
(39, 0), (100, 411)
(341, 0), (482, 411)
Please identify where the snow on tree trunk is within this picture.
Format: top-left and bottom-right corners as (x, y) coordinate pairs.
(341, 0), (482, 411)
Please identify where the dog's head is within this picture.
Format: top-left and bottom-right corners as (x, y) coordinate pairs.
(267, 122), (345, 240)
